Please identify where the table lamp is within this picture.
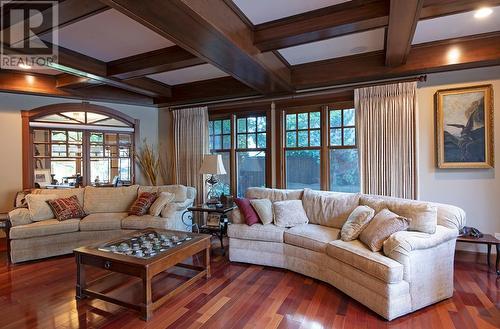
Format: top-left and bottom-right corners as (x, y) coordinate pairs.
(199, 154), (227, 203)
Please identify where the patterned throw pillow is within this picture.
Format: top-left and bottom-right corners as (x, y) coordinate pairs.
(129, 192), (158, 216)
(47, 195), (86, 221)
(340, 205), (376, 241)
(359, 209), (411, 252)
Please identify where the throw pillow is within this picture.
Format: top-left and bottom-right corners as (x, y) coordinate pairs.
(340, 205), (375, 241)
(129, 192), (158, 216)
(47, 195), (86, 221)
(26, 194), (57, 221)
(273, 200), (309, 228)
(250, 199), (273, 225)
(149, 192), (175, 217)
(359, 209), (411, 252)
(234, 198), (260, 226)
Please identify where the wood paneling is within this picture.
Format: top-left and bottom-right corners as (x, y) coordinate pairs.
(0, 239), (498, 328)
(292, 32), (500, 89)
(100, 0), (292, 94)
(385, 0), (423, 66)
(107, 46), (205, 79)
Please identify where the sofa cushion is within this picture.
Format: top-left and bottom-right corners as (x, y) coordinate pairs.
(360, 195), (437, 234)
(8, 208), (33, 227)
(79, 213), (127, 231)
(149, 192), (175, 216)
(32, 188), (84, 206)
(245, 187), (303, 202)
(302, 189), (360, 229)
(139, 185), (187, 202)
(273, 200), (309, 228)
(326, 239), (404, 284)
(284, 224), (340, 253)
(26, 194), (57, 221)
(341, 205), (375, 241)
(228, 223), (287, 243)
(122, 215), (161, 230)
(10, 219), (80, 239)
(84, 185), (139, 214)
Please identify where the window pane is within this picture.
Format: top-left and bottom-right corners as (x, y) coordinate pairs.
(344, 128), (356, 146)
(51, 160), (77, 183)
(211, 151), (230, 196)
(343, 109), (355, 126)
(119, 134), (132, 145)
(119, 158), (131, 181)
(105, 133), (117, 145)
(33, 129), (49, 143)
(51, 144), (66, 157)
(222, 119), (231, 134)
(90, 145), (103, 157)
(330, 149), (360, 193)
(51, 131), (66, 142)
(257, 116), (266, 132)
(208, 121), (214, 135)
(257, 133), (266, 148)
(247, 117), (256, 133)
(298, 131), (308, 147)
(247, 134), (257, 148)
(105, 145), (118, 157)
(310, 130), (320, 147)
(297, 113), (308, 129)
(91, 159), (110, 183)
(68, 131), (82, 143)
(34, 144), (49, 157)
(286, 132), (296, 147)
(286, 150), (320, 190)
(90, 133), (103, 143)
(286, 114), (296, 130)
(237, 118), (246, 133)
(68, 144), (82, 157)
(223, 135), (231, 149)
(119, 146), (130, 157)
(214, 120), (222, 134)
(330, 110), (342, 127)
(237, 151), (266, 197)
(209, 136), (214, 150)
(237, 134), (246, 148)
(214, 135), (222, 150)
(309, 112), (320, 129)
(330, 128), (342, 146)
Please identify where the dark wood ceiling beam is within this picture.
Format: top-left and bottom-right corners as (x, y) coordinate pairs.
(107, 46), (205, 79)
(100, 0), (292, 94)
(0, 70), (154, 106)
(156, 77), (259, 106)
(254, 0), (389, 52)
(385, 0), (424, 66)
(292, 32), (500, 89)
(420, 0), (500, 19)
(55, 74), (101, 89)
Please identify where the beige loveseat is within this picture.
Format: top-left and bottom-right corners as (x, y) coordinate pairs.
(228, 188), (466, 321)
(7, 185), (196, 263)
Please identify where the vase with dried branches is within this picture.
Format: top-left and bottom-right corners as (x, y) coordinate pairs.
(134, 139), (161, 186)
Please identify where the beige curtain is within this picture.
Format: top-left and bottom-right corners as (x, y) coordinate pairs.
(173, 107), (209, 205)
(355, 82), (418, 199)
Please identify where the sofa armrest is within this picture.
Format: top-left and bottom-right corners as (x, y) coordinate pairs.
(175, 199), (194, 211)
(228, 208), (244, 224)
(8, 208), (32, 227)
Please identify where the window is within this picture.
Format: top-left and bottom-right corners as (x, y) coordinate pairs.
(284, 111), (321, 190)
(329, 108), (360, 192)
(25, 105), (136, 188)
(208, 113), (269, 197)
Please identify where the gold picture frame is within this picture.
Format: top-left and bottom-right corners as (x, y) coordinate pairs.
(435, 84), (494, 169)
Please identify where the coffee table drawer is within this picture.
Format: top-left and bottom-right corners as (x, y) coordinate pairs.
(79, 254), (144, 277)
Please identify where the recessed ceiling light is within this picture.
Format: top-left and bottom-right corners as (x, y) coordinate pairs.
(474, 7), (493, 19)
(447, 47), (460, 64)
(18, 63), (32, 70)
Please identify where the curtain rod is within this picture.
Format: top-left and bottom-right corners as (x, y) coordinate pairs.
(168, 74), (427, 111)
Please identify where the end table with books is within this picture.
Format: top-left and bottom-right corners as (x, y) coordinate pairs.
(181, 204), (236, 255)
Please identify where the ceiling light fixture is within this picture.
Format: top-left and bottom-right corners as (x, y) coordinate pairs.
(447, 47), (460, 64)
(474, 7), (493, 19)
(18, 63), (32, 70)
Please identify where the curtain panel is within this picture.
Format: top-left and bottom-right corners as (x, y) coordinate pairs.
(173, 107), (209, 204)
(355, 82), (418, 199)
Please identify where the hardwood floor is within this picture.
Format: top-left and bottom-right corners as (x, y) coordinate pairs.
(0, 238), (498, 329)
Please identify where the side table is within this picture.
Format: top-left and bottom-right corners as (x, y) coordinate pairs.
(181, 204), (235, 255)
(0, 213), (11, 263)
(457, 234), (499, 275)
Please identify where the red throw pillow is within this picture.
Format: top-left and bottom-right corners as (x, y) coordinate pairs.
(235, 197), (260, 226)
(47, 195), (85, 221)
(129, 192), (158, 216)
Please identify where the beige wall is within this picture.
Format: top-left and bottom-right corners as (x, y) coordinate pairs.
(417, 66), (500, 252)
(0, 92), (158, 212)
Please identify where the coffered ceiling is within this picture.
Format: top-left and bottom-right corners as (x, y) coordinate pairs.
(0, 0), (499, 107)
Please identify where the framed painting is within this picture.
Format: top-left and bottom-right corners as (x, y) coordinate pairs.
(34, 169), (51, 187)
(435, 84), (494, 168)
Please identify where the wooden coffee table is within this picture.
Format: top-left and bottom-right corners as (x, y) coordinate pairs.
(74, 229), (211, 320)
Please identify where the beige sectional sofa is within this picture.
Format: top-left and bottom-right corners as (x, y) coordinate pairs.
(7, 185), (195, 263)
(228, 187), (466, 321)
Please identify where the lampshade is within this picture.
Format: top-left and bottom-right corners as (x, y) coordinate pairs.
(199, 154), (227, 175)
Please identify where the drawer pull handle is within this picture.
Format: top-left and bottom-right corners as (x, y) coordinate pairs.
(104, 261), (112, 269)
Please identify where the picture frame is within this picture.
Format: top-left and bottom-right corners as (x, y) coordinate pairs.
(34, 169), (52, 187)
(435, 84), (494, 169)
(206, 213), (221, 227)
